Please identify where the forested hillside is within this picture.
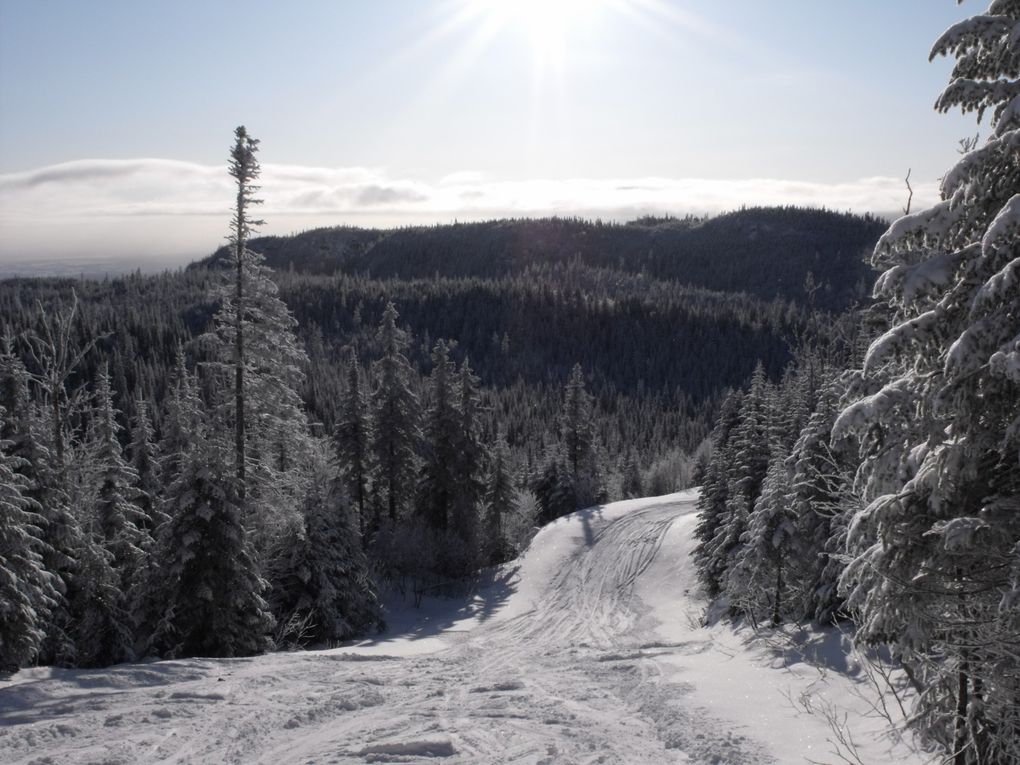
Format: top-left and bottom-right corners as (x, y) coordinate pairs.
(205, 208), (885, 313)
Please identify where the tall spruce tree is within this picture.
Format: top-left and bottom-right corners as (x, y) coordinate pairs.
(335, 351), (372, 535)
(450, 358), (487, 559)
(129, 392), (166, 538)
(694, 388), (743, 597)
(371, 302), (421, 526)
(833, 6), (1020, 761)
(482, 431), (518, 565)
(417, 340), (459, 533)
(205, 127), (315, 552)
(700, 365), (771, 601)
(91, 365), (147, 588)
(227, 126), (263, 498)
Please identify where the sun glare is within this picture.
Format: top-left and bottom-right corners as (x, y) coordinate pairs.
(468, 0), (598, 64)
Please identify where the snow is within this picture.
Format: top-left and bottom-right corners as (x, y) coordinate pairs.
(0, 491), (932, 764)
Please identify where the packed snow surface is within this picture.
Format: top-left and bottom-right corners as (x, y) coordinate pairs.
(1, 492), (929, 763)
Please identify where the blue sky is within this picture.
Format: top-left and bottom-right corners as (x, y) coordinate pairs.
(0, 0), (983, 263)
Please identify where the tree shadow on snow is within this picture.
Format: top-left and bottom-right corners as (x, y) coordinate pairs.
(735, 620), (863, 677)
(343, 565), (520, 649)
(575, 503), (607, 548)
(0, 659), (231, 727)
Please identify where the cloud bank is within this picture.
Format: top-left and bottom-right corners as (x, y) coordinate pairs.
(0, 158), (937, 267)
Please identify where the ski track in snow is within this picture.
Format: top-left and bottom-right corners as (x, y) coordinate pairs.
(0, 492), (927, 764)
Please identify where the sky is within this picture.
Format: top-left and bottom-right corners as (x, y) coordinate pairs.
(0, 0), (983, 267)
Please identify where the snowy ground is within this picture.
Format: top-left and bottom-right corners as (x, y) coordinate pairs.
(1, 492), (932, 764)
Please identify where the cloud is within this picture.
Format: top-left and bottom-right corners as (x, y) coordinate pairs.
(0, 158), (938, 264)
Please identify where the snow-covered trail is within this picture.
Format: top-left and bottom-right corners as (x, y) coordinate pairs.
(0, 492), (927, 764)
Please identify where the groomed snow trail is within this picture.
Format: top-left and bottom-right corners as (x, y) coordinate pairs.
(0, 492), (928, 764)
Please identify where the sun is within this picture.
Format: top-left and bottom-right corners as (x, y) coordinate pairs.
(466, 0), (597, 64)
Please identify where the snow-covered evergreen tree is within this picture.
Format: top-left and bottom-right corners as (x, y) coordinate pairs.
(727, 451), (798, 626)
(370, 302), (421, 526)
(833, 6), (1020, 760)
(417, 341), (460, 533)
(700, 365), (771, 600)
(129, 392), (166, 538)
(534, 364), (606, 524)
(158, 346), (202, 483)
(70, 530), (134, 667)
(335, 350), (372, 535)
(621, 450), (643, 499)
(450, 358), (487, 556)
(694, 388), (743, 597)
(534, 443), (577, 525)
(1, 335), (83, 665)
(560, 364), (605, 507)
(144, 393), (273, 659)
(482, 431), (518, 565)
(203, 127), (315, 552)
(787, 374), (856, 624)
(0, 426), (58, 670)
(91, 366), (147, 588)
(267, 448), (382, 646)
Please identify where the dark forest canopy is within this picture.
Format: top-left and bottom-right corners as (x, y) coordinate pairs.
(200, 207), (886, 313)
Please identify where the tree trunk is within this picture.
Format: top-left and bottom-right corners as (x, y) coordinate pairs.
(234, 202), (246, 501)
(771, 554), (783, 626)
(953, 661), (969, 765)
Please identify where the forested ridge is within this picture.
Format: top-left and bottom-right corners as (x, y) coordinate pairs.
(203, 206), (884, 312)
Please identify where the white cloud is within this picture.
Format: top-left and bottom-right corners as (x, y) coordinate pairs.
(0, 158), (937, 265)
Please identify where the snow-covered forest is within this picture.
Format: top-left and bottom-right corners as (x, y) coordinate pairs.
(2, 2), (1019, 764)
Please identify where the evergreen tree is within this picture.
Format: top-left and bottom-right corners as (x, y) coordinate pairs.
(727, 452), (798, 626)
(2, 333), (85, 666)
(335, 350), (371, 535)
(71, 531), (134, 667)
(146, 421), (274, 659)
(700, 365), (771, 600)
(417, 340), (459, 532)
(158, 346), (203, 483)
(0, 426), (58, 670)
(834, 7), (1020, 760)
(205, 126), (314, 552)
(534, 364), (606, 523)
(226, 125), (263, 498)
(129, 392), (167, 537)
(91, 365), (147, 587)
(482, 432), (518, 565)
(787, 374), (855, 624)
(267, 449), (382, 646)
(370, 302), (421, 526)
(694, 389), (743, 596)
(621, 450), (643, 499)
(450, 358), (487, 559)
(534, 443), (577, 525)
(561, 363), (596, 492)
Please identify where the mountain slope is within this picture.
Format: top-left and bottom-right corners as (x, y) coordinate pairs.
(0, 493), (926, 764)
(204, 207), (886, 312)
